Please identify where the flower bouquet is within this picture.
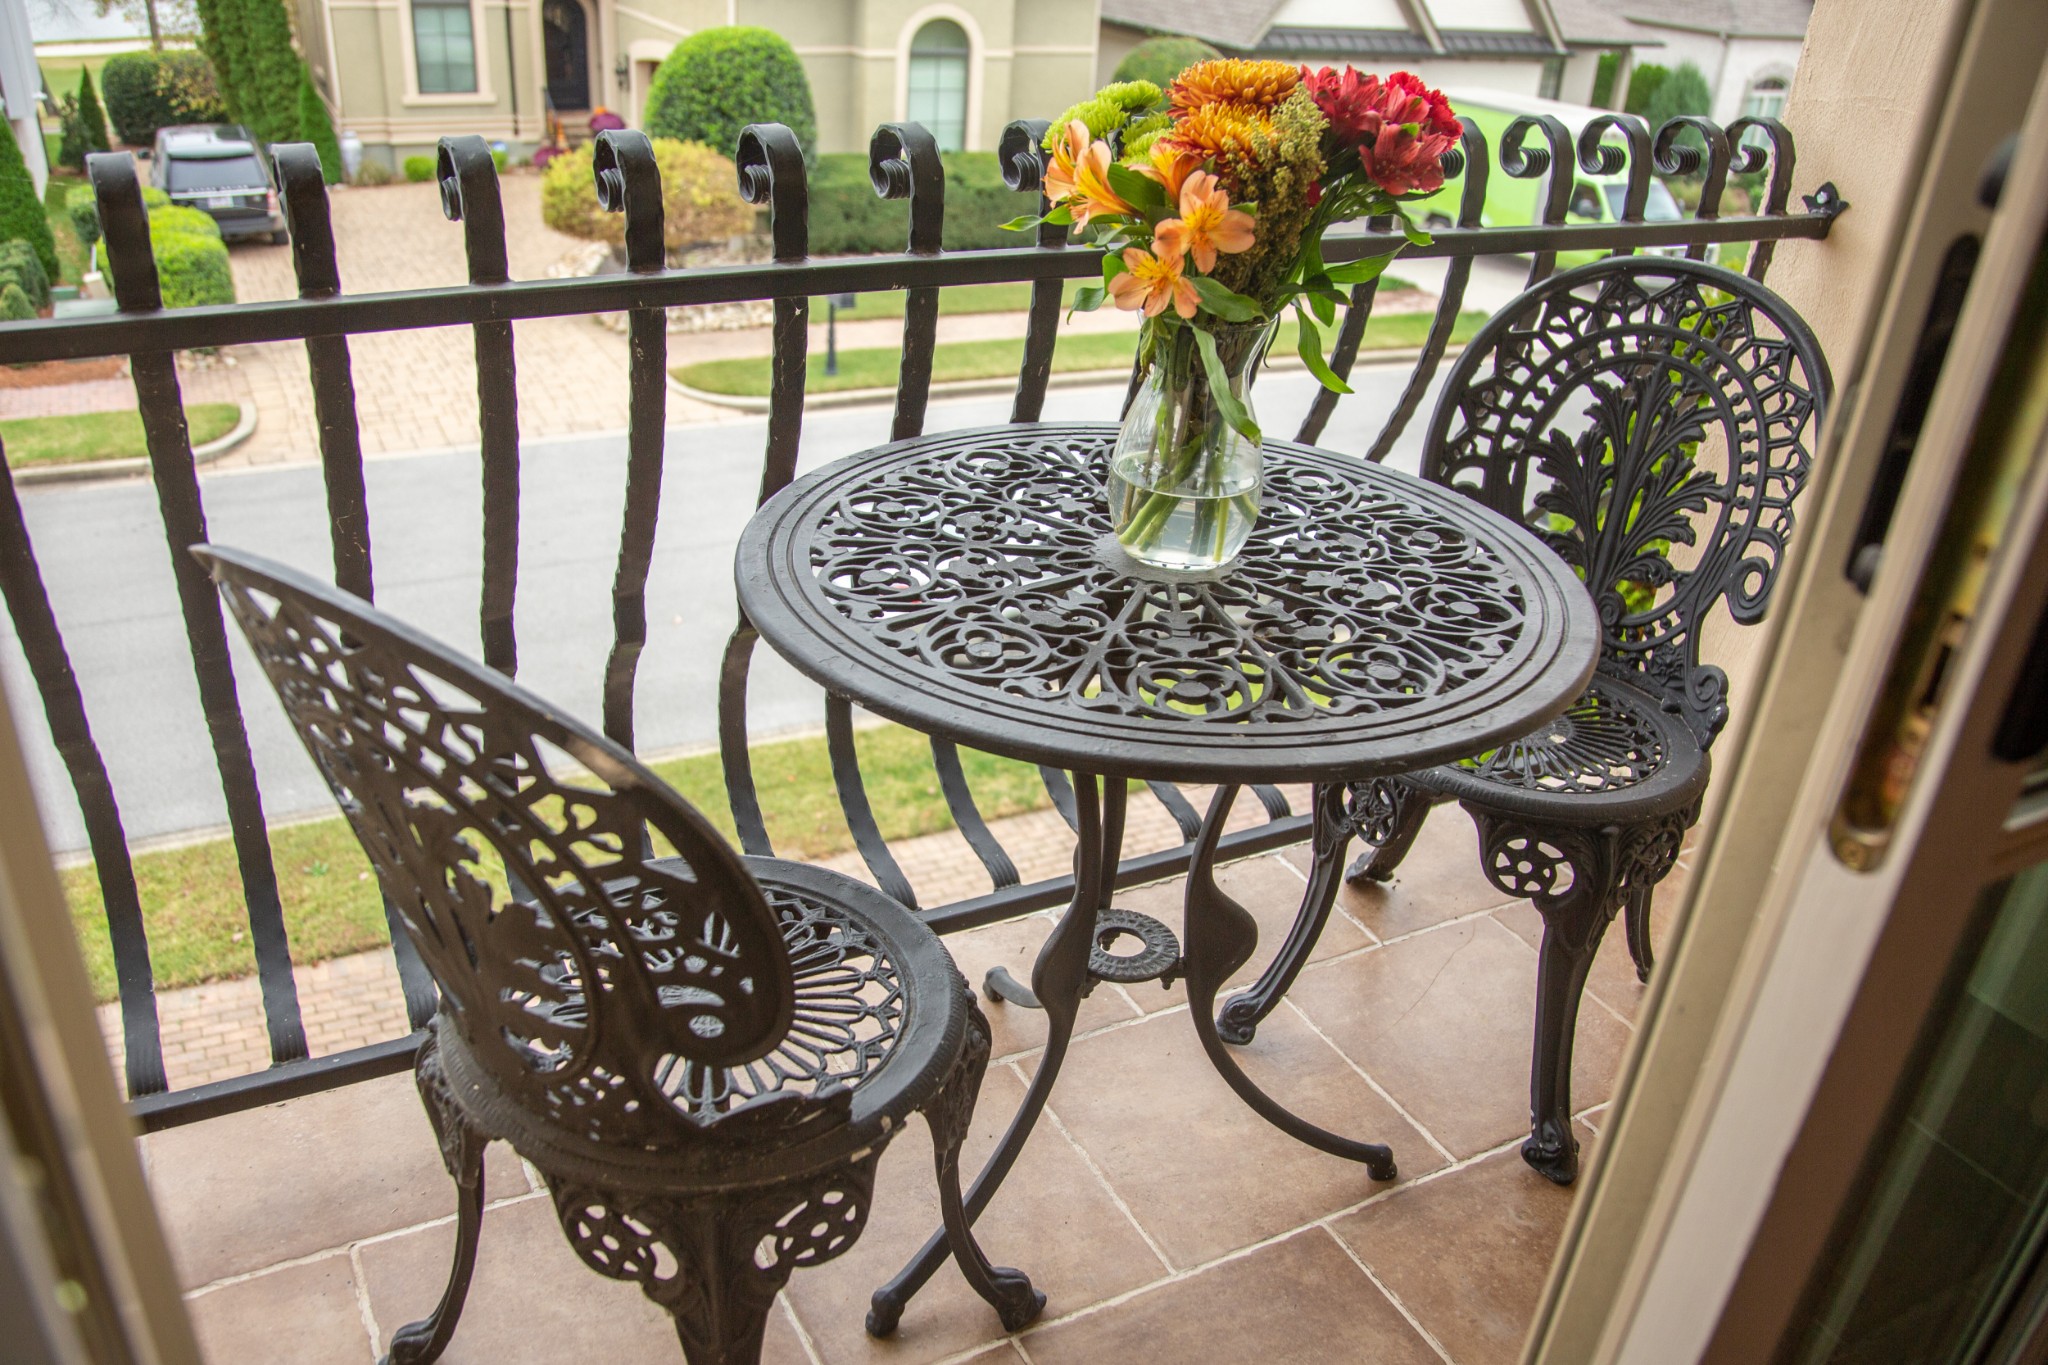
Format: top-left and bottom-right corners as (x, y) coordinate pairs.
(1009, 61), (1461, 571)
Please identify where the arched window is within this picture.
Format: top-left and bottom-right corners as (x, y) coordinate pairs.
(907, 19), (971, 151)
(1742, 73), (1789, 122)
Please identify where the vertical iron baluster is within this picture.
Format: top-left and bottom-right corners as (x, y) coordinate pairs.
(1727, 119), (1797, 281)
(930, 739), (1020, 891)
(1503, 115), (1575, 288)
(1580, 114), (1652, 256)
(1000, 119), (1062, 423)
(0, 459), (165, 1096)
(89, 151), (306, 1066)
(1361, 125), (1489, 463)
(1294, 275), (1381, 446)
(871, 123), (944, 441)
(437, 136), (520, 676)
(1653, 117), (1733, 263)
(592, 131), (667, 755)
(272, 143), (437, 1032)
(826, 695), (917, 907)
(721, 124), (810, 854)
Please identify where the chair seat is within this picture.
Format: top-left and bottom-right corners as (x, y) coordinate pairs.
(437, 855), (967, 1192)
(1416, 672), (1711, 822)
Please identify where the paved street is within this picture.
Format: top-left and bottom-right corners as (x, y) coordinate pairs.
(6, 364), (1453, 852)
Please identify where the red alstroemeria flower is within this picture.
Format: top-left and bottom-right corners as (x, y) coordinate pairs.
(1301, 66), (1461, 197)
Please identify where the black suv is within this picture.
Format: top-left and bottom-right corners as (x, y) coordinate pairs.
(149, 125), (287, 244)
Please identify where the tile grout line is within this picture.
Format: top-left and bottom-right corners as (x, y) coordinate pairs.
(347, 1242), (384, 1360)
(1264, 846), (1382, 946)
(1018, 1064), (1177, 1276)
(1327, 1227), (1459, 1365)
(776, 1290), (826, 1365)
(182, 1242), (353, 1299)
(1279, 996), (1459, 1167)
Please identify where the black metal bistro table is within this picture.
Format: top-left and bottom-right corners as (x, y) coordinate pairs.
(733, 421), (1598, 1330)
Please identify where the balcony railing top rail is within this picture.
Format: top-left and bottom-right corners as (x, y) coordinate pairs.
(0, 112), (1843, 1131)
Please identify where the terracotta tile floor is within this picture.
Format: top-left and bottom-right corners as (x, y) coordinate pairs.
(148, 813), (1678, 1365)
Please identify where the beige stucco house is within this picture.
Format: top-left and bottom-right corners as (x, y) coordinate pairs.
(297, 0), (1101, 168)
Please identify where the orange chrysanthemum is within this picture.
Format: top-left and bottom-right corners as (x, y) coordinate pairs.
(1168, 59), (1301, 114)
(1160, 103), (1271, 165)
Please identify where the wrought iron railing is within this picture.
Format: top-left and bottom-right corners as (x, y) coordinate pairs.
(0, 113), (1842, 1129)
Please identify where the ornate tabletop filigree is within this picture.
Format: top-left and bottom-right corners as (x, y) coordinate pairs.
(737, 423), (1598, 784)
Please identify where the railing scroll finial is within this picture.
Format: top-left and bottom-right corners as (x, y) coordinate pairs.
(1579, 113), (1653, 228)
(593, 129), (665, 274)
(870, 122), (945, 255)
(87, 152), (163, 312)
(269, 143), (341, 296)
(436, 135), (510, 285)
(735, 123), (810, 263)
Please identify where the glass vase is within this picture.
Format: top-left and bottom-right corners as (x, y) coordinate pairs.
(1107, 320), (1273, 574)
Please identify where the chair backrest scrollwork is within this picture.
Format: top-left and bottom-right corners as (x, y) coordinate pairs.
(195, 546), (820, 1151)
(1423, 258), (1831, 747)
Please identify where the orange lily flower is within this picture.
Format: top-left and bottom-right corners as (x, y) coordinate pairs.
(1107, 238), (1199, 319)
(1042, 119), (1089, 205)
(1069, 139), (1135, 225)
(1130, 140), (1203, 203)
(1170, 171), (1256, 273)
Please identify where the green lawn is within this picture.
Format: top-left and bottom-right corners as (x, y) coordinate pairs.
(813, 276), (1415, 322)
(43, 173), (90, 285)
(63, 721), (1056, 1002)
(1, 404), (241, 468)
(677, 308), (1489, 398)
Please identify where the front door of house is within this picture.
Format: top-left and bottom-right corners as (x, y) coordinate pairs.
(542, 0), (589, 111)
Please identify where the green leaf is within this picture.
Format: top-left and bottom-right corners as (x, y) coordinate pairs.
(1189, 276), (1265, 322)
(1105, 162), (1168, 215)
(1069, 284), (1107, 315)
(1308, 287), (1337, 327)
(1044, 204), (1074, 226)
(1000, 213), (1045, 232)
(1326, 253), (1396, 286)
(1293, 307), (1353, 395)
(1397, 209), (1432, 246)
(1193, 327), (1261, 445)
(1102, 251), (1130, 286)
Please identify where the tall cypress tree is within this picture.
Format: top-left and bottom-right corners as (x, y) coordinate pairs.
(0, 127), (59, 281)
(242, 0), (303, 143)
(296, 69), (342, 184)
(192, 0), (255, 136)
(77, 70), (111, 153)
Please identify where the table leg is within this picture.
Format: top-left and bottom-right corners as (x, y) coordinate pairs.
(1183, 784), (1398, 1179)
(1218, 782), (1351, 1045)
(867, 772), (1123, 1336)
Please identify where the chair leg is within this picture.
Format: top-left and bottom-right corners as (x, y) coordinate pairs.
(1469, 803), (1698, 1186)
(548, 1153), (880, 1365)
(1343, 779), (1431, 885)
(382, 1034), (488, 1365)
(873, 992), (1043, 1336)
(1622, 886), (1655, 983)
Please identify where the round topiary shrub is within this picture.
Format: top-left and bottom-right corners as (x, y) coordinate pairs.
(643, 27), (817, 161)
(541, 138), (755, 251)
(1112, 36), (1223, 91)
(402, 155), (437, 182)
(67, 195), (100, 250)
(0, 240), (52, 311)
(0, 282), (33, 321)
(150, 205), (225, 239)
(94, 202), (236, 309)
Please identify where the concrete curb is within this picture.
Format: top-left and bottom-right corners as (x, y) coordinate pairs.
(11, 401), (258, 487)
(668, 345), (1462, 414)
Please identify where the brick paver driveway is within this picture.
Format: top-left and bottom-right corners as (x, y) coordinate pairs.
(184, 175), (737, 468)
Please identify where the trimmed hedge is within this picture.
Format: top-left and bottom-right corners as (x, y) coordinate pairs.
(104, 52), (222, 146)
(0, 283), (31, 321)
(95, 200), (235, 309)
(0, 122), (58, 282)
(402, 155), (436, 183)
(0, 240), (52, 311)
(1111, 36), (1221, 91)
(541, 139), (753, 251)
(643, 28), (817, 162)
(807, 152), (1029, 254)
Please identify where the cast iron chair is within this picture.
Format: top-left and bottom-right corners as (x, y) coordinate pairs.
(198, 546), (1044, 1364)
(1214, 257), (1830, 1184)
